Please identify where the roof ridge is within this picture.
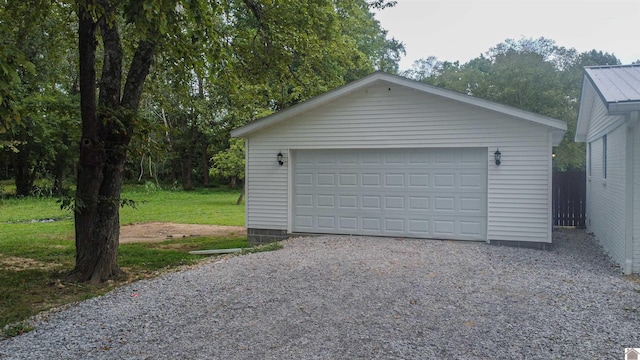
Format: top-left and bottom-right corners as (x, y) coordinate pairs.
(585, 64), (640, 70)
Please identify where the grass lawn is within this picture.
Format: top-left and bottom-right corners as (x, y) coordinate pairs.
(0, 183), (268, 337)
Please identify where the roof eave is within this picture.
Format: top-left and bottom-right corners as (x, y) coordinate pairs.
(608, 101), (640, 114)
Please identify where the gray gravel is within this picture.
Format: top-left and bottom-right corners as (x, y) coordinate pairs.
(1, 229), (639, 359)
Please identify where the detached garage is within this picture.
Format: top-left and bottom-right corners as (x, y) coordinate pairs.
(231, 72), (566, 247)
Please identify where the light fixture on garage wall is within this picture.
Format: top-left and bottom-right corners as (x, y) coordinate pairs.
(277, 152), (284, 166)
(494, 149), (502, 166)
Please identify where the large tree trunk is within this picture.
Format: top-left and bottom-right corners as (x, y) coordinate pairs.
(72, 2), (105, 282)
(71, 1), (154, 283)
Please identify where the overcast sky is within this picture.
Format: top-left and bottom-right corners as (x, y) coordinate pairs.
(374, 0), (640, 70)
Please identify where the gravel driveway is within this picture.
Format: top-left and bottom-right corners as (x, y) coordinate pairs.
(1, 229), (639, 359)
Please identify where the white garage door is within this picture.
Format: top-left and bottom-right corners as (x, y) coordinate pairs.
(293, 148), (487, 240)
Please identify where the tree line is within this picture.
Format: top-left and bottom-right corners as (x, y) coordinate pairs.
(402, 37), (633, 171)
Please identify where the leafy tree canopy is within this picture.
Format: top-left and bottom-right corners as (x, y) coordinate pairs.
(403, 37), (621, 171)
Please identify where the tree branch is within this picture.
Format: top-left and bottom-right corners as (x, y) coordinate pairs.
(97, 0), (123, 109)
(121, 39), (155, 111)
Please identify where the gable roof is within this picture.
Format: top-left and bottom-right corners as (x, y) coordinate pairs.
(576, 65), (640, 142)
(585, 65), (640, 113)
(231, 71), (567, 143)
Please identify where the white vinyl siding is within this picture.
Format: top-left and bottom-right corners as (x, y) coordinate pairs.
(634, 121), (640, 273)
(245, 84), (555, 242)
(586, 126), (626, 266)
(583, 83), (625, 142)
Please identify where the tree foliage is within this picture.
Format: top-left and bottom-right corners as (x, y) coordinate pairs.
(210, 138), (245, 187)
(66, 0), (403, 282)
(404, 37), (621, 171)
(0, 0), (79, 195)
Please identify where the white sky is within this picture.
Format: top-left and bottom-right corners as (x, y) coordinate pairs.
(374, 0), (640, 71)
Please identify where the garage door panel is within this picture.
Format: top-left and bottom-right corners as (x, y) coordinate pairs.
(384, 196), (404, 209)
(317, 153), (336, 164)
(409, 151), (429, 164)
(460, 173), (483, 188)
(293, 148), (487, 240)
(362, 152), (382, 164)
(317, 173), (335, 185)
(339, 217), (357, 230)
(295, 215), (313, 228)
(384, 218), (405, 232)
(339, 153), (357, 164)
(296, 173), (314, 186)
(362, 196), (381, 209)
(434, 174), (455, 188)
(384, 174), (405, 186)
(460, 197), (483, 212)
(460, 150), (486, 164)
(317, 216), (335, 229)
(409, 219), (429, 233)
(409, 174), (429, 187)
(339, 195), (358, 208)
(434, 220), (455, 236)
(409, 196), (429, 210)
(434, 197), (455, 211)
(317, 195), (335, 207)
(434, 151), (455, 164)
(460, 221), (483, 236)
(385, 152), (404, 164)
(362, 218), (381, 231)
(296, 194), (313, 207)
(362, 173), (381, 186)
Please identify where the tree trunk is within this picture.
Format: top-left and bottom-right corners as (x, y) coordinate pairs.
(182, 152), (193, 190)
(202, 142), (210, 187)
(13, 143), (32, 196)
(236, 184), (244, 205)
(52, 143), (67, 195)
(71, 1), (154, 283)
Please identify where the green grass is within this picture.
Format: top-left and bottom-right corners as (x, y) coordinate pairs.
(0, 184), (262, 337)
(119, 185), (244, 226)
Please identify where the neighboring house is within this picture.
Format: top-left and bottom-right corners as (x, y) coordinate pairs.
(232, 71), (566, 247)
(575, 64), (640, 274)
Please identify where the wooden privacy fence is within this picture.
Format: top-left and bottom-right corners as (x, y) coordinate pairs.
(552, 170), (586, 228)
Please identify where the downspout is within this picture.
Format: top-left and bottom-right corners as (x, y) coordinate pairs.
(624, 111), (638, 274)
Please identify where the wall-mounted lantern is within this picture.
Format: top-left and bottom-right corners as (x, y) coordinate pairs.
(494, 149), (502, 166)
(277, 152), (284, 166)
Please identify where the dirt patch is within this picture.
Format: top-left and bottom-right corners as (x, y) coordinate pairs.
(0, 255), (59, 271)
(119, 222), (246, 243)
